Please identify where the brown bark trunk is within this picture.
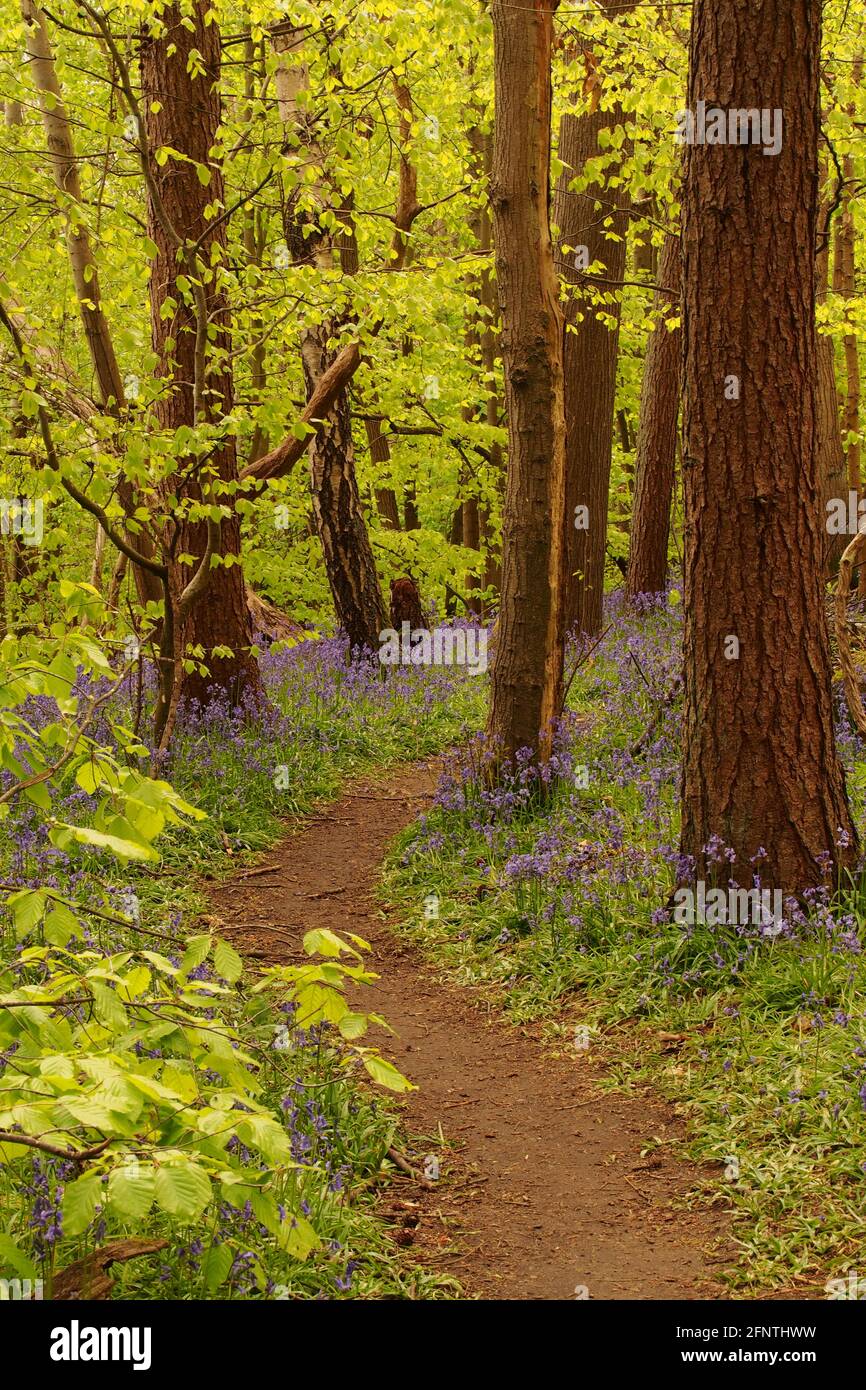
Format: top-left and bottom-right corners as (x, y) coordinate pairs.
(632, 195), (659, 277)
(141, 1), (260, 710)
(275, 31), (386, 650)
(368, 423), (401, 533)
(553, 88), (630, 635)
(680, 0), (856, 892)
(816, 167), (846, 575)
(403, 484), (420, 532)
(243, 42), (269, 469)
(461, 123), (501, 612)
(626, 233), (682, 598)
(487, 0), (566, 765)
(832, 123), (862, 591)
(302, 326), (387, 650)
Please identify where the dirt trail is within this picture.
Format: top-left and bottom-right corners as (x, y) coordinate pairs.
(208, 762), (733, 1301)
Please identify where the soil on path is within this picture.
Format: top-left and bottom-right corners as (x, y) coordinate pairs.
(207, 763), (735, 1301)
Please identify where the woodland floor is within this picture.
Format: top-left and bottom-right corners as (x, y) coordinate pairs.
(205, 762), (743, 1301)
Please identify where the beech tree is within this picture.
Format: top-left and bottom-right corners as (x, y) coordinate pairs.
(680, 0), (857, 890)
(553, 86), (629, 636)
(487, 0), (567, 764)
(626, 233), (681, 599)
(273, 30), (386, 652)
(140, 0), (261, 737)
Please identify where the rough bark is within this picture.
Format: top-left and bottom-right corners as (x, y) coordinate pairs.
(680, 0), (856, 891)
(487, 0), (567, 765)
(141, 1), (260, 712)
(626, 233), (682, 598)
(553, 84), (630, 635)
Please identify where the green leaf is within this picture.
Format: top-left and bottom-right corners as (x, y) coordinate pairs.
(337, 1012), (370, 1040)
(52, 823), (159, 862)
(0, 1234), (39, 1281)
(203, 1242), (233, 1291)
(62, 1171), (103, 1237)
(7, 889), (47, 938)
(90, 979), (127, 1031)
(43, 901), (82, 947)
(214, 939), (242, 983)
(281, 1211), (319, 1260)
(107, 1164), (156, 1220)
(153, 1162), (212, 1220)
(180, 933), (212, 976)
(303, 928), (362, 959)
(361, 1052), (416, 1093)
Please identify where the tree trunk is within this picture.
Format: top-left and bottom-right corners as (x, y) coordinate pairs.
(302, 326), (388, 650)
(680, 0), (856, 891)
(275, 31), (386, 650)
(626, 233), (682, 598)
(832, 129), (862, 592)
(368, 424), (401, 533)
(816, 166), (846, 575)
(141, 0), (260, 711)
(553, 90), (629, 635)
(487, 0), (567, 766)
(20, 0), (162, 606)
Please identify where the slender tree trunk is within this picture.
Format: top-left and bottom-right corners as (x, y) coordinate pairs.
(463, 123), (503, 611)
(832, 128), (862, 593)
(275, 32), (386, 650)
(553, 83), (630, 635)
(817, 166), (847, 575)
(403, 483), (420, 532)
(20, 0), (162, 605)
(367, 420), (401, 530)
(633, 194), (659, 277)
(141, 0), (260, 710)
(680, 0), (856, 891)
(487, 0), (567, 765)
(627, 233), (682, 598)
(243, 41), (269, 469)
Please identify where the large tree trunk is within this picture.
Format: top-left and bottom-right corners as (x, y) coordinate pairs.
(487, 0), (567, 766)
(141, 1), (260, 711)
(626, 233), (682, 598)
(275, 32), (386, 651)
(553, 84), (629, 635)
(680, 0), (856, 892)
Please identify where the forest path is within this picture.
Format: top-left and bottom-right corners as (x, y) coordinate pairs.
(208, 761), (733, 1301)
